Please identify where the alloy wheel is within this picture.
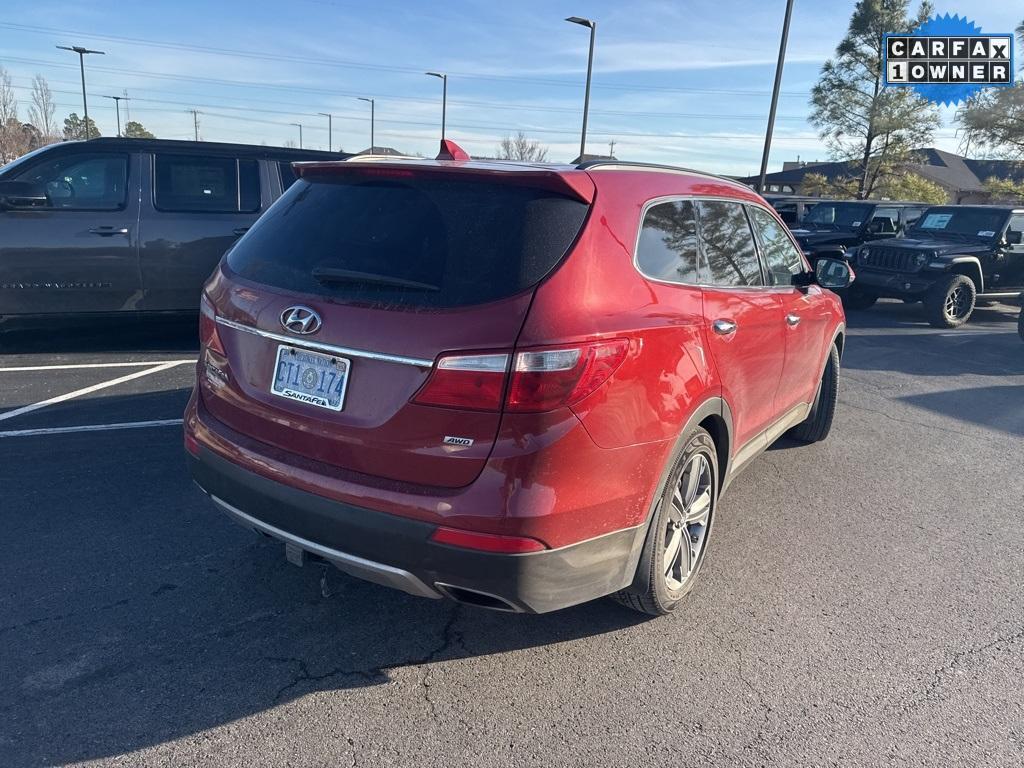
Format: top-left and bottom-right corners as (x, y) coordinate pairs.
(663, 452), (713, 592)
(944, 285), (970, 321)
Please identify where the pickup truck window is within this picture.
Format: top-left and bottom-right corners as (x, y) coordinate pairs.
(15, 152), (128, 211)
(154, 154), (260, 213)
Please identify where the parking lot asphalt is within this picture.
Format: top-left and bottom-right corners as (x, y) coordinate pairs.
(1, 302), (1022, 768)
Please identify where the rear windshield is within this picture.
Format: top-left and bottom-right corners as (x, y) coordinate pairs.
(226, 174), (589, 308)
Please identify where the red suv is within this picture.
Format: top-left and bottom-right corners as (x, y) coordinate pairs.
(185, 142), (851, 615)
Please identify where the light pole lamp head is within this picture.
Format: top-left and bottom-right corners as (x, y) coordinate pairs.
(57, 45), (106, 55)
(425, 71), (446, 81)
(565, 16), (595, 28)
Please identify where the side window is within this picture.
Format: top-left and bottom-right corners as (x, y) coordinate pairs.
(154, 154), (260, 213)
(868, 206), (899, 234)
(15, 152), (128, 210)
(636, 199), (700, 284)
(278, 161), (298, 191)
(749, 206), (805, 285)
(696, 200), (763, 287)
(1007, 214), (1024, 250)
(902, 207), (925, 228)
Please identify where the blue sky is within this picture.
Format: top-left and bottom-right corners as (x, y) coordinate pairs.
(1, 0), (1021, 174)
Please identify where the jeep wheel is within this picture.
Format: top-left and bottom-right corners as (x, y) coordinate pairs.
(789, 343), (839, 444)
(840, 287), (877, 311)
(613, 427), (717, 616)
(926, 274), (976, 328)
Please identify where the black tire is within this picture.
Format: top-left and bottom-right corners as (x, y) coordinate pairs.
(789, 344), (840, 444)
(840, 287), (877, 311)
(612, 427), (718, 616)
(1018, 310), (1024, 342)
(925, 273), (976, 329)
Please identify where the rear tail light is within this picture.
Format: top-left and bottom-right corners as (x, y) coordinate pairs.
(184, 429), (200, 456)
(412, 353), (509, 411)
(507, 339), (629, 413)
(430, 526), (546, 553)
(199, 294), (226, 355)
(413, 340), (628, 413)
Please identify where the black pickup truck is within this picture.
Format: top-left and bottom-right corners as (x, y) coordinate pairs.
(845, 205), (1024, 328)
(0, 138), (349, 331)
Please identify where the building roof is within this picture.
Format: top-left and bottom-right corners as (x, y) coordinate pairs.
(355, 146), (407, 156)
(741, 148), (1024, 195)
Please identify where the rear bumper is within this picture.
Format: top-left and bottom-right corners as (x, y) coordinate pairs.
(187, 443), (647, 614)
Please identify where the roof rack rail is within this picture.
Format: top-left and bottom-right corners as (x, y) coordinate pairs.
(574, 159), (742, 185)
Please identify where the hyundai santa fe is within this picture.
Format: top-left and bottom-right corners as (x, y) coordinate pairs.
(185, 141), (852, 616)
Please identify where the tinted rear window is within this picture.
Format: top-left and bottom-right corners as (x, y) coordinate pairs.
(226, 175), (589, 308)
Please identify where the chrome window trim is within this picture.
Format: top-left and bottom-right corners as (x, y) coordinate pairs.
(215, 316), (434, 368)
(632, 195), (795, 292)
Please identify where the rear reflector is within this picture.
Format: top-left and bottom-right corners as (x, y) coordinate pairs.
(412, 353), (509, 411)
(184, 430), (200, 456)
(431, 526), (546, 553)
(506, 339), (629, 413)
(199, 294), (226, 355)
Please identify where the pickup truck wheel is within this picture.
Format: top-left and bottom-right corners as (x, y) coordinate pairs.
(612, 427), (717, 617)
(789, 344), (839, 444)
(926, 274), (976, 328)
(840, 287), (877, 311)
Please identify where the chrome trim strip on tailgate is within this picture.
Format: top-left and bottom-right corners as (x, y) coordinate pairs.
(210, 494), (442, 599)
(215, 317), (434, 368)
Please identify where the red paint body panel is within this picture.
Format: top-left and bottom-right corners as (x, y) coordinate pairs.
(188, 161), (845, 554)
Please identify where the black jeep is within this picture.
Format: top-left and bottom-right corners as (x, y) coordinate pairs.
(789, 199), (930, 264)
(845, 206), (1024, 328)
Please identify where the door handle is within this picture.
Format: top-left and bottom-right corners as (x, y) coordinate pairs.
(786, 313), (801, 327)
(712, 319), (737, 335)
(89, 226), (129, 236)
(232, 227), (250, 236)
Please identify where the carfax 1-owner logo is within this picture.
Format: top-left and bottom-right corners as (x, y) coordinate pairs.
(883, 13), (1014, 106)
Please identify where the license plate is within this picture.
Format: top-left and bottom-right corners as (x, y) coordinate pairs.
(270, 344), (350, 411)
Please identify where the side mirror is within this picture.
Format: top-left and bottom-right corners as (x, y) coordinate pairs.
(814, 257), (853, 289)
(1006, 230), (1023, 245)
(0, 180), (48, 209)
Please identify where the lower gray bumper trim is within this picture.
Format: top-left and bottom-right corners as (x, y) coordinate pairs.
(210, 494), (442, 600)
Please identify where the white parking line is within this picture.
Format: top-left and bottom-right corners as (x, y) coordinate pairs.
(0, 360), (192, 424)
(0, 360), (196, 372)
(0, 419), (184, 438)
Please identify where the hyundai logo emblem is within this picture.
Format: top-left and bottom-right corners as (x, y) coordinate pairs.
(280, 306), (322, 335)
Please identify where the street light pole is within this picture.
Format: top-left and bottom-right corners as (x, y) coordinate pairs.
(188, 109), (200, 141)
(425, 72), (447, 141)
(104, 95), (128, 137)
(56, 45), (105, 139)
(757, 0), (795, 193)
(357, 98), (375, 153)
(318, 112), (333, 152)
(292, 122), (303, 149)
(566, 17), (596, 162)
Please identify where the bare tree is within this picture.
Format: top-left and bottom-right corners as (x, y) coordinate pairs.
(0, 65), (27, 163)
(28, 75), (57, 142)
(497, 131), (549, 162)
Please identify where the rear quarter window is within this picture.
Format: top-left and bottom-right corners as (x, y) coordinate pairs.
(226, 174), (589, 308)
(636, 199), (700, 284)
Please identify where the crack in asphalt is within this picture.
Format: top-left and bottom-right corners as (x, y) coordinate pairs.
(899, 625), (1024, 715)
(264, 604), (464, 720)
(266, 656), (387, 704)
(706, 624), (771, 754)
(416, 605), (465, 722)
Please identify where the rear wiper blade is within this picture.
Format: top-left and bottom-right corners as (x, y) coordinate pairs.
(311, 267), (440, 291)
